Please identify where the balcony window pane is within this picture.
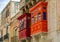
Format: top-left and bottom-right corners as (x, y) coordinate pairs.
(20, 18), (26, 30)
(37, 13), (41, 21)
(43, 12), (46, 20)
(32, 17), (35, 24)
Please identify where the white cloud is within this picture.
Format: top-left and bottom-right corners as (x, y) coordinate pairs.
(11, 0), (20, 2)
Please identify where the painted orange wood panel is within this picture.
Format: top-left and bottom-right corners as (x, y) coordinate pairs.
(29, 1), (48, 35)
(31, 22), (42, 35)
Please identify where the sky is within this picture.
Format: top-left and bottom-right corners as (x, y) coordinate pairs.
(0, 0), (20, 13)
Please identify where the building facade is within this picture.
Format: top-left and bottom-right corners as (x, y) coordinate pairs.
(0, 14), (2, 42)
(18, 0), (48, 42)
(1, 0), (60, 42)
(0, 1), (20, 42)
(10, 11), (23, 42)
(1, 1), (11, 42)
(9, 0), (25, 42)
(47, 0), (60, 42)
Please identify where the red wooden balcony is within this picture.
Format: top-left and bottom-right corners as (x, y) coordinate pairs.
(18, 13), (31, 39)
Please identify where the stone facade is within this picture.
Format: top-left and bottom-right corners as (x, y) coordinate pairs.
(1, 0), (60, 42)
(47, 0), (60, 42)
(0, 1), (20, 42)
(10, 11), (22, 42)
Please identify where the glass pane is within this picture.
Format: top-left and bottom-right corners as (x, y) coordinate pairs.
(43, 12), (46, 20)
(20, 19), (26, 30)
(32, 17), (35, 24)
(37, 13), (41, 21)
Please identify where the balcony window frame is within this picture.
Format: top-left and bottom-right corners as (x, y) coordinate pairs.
(32, 16), (35, 25)
(43, 12), (47, 20)
(37, 13), (41, 21)
(19, 17), (26, 30)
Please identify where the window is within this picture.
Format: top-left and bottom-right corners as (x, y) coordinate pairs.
(24, 17), (26, 28)
(43, 12), (46, 20)
(35, 15), (37, 22)
(28, 17), (30, 27)
(6, 26), (8, 34)
(19, 18), (26, 30)
(37, 13), (41, 21)
(23, 8), (26, 13)
(6, 9), (9, 18)
(29, 2), (33, 7)
(26, 5), (29, 12)
(32, 17), (35, 24)
(14, 2), (19, 14)
(11, 2), (19, 18)
(26, 5), (29, 10)
(20, 21), (24, 30)
(15, 29), (17, 36)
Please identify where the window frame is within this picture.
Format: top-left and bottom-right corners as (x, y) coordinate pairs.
(19, 17), (26, 30)
(31, 16), (35, 24)
(6, 9), (9, 18)
(37, 13), (41, 21)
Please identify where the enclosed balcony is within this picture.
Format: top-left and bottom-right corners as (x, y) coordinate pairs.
(29, 1), (48, 35)
(18, 13), (31, 39)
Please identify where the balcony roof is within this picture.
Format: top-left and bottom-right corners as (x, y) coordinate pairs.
(17, 13), (31, 20)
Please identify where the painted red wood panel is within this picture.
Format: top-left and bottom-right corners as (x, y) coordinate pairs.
(18, 13), (31, 39)
(19, 28), (30, 39)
